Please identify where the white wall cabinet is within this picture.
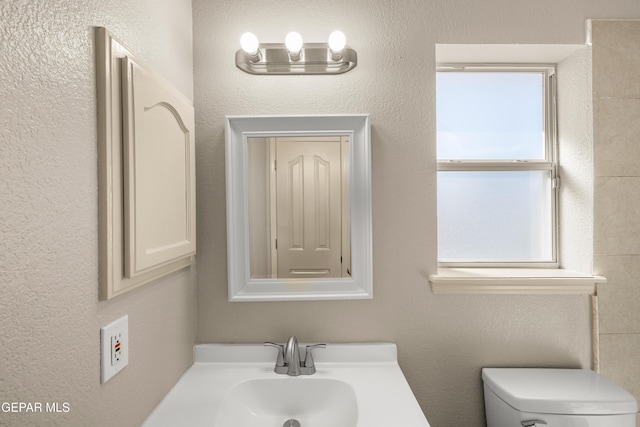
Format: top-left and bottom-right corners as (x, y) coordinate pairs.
(97, 28), (196, 300)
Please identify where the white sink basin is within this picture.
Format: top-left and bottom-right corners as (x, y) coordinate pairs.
(143, 343), (430, 427)
(215, 378), (358, 427)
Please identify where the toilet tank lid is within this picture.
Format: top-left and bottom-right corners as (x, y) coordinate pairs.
(482, 368), (638, 415)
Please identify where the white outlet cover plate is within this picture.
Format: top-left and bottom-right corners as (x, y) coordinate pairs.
(101, 315), (129, 383)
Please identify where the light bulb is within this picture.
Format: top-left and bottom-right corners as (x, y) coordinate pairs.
(285, 32), (303, 53)
(240, 32), (259, 55)
(328, 31), (346, 52)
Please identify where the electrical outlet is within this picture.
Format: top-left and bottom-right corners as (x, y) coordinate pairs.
(101, 315), (129, 384)
(111, 334), (122, 365)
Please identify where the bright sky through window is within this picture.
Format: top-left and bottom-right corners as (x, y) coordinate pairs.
(437, 72), (545, 160)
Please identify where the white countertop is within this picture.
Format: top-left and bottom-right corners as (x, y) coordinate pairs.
(143, 343), (430, 427)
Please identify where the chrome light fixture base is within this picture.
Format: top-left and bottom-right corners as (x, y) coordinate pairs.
(236, 43), (357, 75)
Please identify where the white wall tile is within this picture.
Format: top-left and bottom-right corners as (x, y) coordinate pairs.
(595, 255), (640, 334)
(594, 98), (640, 177)
(592, 20), (640, 99)
(599, 333), (640, 405)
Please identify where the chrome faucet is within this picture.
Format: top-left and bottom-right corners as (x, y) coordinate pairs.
(284, 336), (302, 376)
(264, 336), (326, 376)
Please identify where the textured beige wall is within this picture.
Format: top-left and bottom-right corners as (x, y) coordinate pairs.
(592, 19), (640, 423)
(0, 1), (195, 426)
(557, 46), (594, 274)
(193, 1), (640, 426)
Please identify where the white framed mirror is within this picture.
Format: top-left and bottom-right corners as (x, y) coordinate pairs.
(225, 114), (372, 301)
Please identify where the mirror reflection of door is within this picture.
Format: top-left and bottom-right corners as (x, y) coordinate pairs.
(247, 136), (351, 279)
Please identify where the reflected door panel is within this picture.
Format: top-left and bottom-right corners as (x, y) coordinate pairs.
(276, 139), (342, 278)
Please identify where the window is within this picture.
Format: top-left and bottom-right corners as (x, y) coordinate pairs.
(436, 66), (557, 267)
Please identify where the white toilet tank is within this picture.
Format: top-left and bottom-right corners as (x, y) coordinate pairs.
(482, 368), (637, 427)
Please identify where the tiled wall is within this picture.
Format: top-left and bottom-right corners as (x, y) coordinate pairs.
(592, 19), (640, 421)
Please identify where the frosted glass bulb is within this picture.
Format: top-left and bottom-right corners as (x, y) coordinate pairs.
(285, 32), (303, 53)
(328, 31), (346, 52)
(240, 32), (259, 55)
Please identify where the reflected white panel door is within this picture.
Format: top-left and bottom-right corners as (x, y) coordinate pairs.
(276, 139), (342, 278)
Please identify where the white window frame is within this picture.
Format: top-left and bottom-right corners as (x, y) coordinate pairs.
(436, 64), (559, 268)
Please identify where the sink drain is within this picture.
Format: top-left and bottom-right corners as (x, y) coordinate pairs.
(283, 419), (301, 427)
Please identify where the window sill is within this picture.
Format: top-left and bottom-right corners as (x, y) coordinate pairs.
(429, 268), (606, 295)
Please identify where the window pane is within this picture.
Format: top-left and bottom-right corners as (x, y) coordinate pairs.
(436, 72), (545, 160)
(437, 171), (553, 261)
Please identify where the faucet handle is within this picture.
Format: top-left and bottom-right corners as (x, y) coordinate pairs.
(304, 344), (326, 368)
(264, 342), (285, 367)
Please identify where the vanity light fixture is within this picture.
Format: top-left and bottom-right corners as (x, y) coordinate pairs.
(235, 30), (357, 75)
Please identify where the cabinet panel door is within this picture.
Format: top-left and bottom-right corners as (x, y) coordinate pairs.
(121, 56), (196, 277)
